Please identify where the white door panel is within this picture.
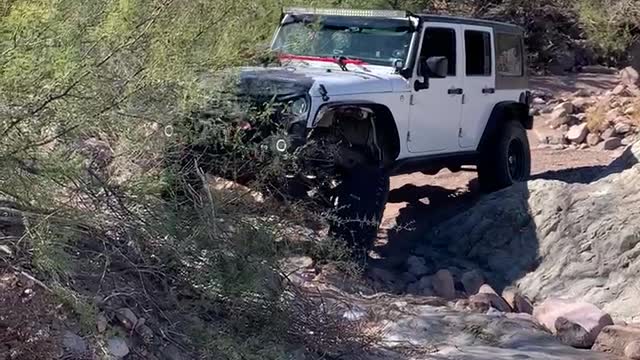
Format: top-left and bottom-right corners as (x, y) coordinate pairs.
(407, 23), (463, 154)
(459, 25), (496, 149)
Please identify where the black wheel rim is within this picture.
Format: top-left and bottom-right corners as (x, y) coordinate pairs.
(507, 139), (526, 181)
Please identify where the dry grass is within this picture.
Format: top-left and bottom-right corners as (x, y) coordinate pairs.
(585, 100), (611, 133)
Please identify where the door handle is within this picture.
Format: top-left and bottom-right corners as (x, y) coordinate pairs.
(482, 87), (495, 94)
(448, 88), (463, 95)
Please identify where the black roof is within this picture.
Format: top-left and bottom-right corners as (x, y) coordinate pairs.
(418, 14), (524, 34)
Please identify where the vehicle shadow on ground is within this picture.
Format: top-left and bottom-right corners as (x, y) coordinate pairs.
(372, 175), (538, 295)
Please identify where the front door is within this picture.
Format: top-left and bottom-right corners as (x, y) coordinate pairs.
(407, 23), (463, 154)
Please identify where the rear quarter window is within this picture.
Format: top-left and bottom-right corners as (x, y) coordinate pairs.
(496, 33), (523, 77)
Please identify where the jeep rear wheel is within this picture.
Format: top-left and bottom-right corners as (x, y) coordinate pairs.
(477, 120), (531, 192)
(329, 165), (390, 257)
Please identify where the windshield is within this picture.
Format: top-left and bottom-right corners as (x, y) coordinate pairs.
(272, 15), (414, 67)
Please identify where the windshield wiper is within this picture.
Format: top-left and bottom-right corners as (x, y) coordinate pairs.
(333, 55), (349, 71)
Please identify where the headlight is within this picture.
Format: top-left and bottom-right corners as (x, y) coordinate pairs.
(288, 97), (309, 116)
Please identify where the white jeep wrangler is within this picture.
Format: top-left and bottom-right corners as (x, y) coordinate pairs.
(199, 8), (532, 251)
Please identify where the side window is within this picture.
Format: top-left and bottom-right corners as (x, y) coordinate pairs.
(421, 27), (456, 76)
(464, 30), (492, 76)
(496, 33), (523, 76)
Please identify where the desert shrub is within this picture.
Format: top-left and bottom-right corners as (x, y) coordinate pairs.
(0, 0), (371, 358)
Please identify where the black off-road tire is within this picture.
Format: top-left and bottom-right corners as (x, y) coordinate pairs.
(330, 166), (390, 257)
(477, 120), (531, 192)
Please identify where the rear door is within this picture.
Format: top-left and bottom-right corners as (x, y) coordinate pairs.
(459, 25), (496, 149)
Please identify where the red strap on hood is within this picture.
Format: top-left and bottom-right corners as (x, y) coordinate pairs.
(279, 54), (368, 65)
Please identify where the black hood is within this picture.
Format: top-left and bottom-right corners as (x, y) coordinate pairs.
(237, 68), (314, 103)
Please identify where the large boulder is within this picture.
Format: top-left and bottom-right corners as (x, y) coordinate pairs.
(533, 299), (613, 348)
(427, 140), (640, 322)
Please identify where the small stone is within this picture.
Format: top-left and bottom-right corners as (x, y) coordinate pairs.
(620, 66), (640, 87)
(624, 106), (636, 115)
(559, 124), (570, 133)
(548, 109), (571, 128)
(461, 270), (484, 295)
(625, 341), (640, 360)
(501, 288), (534, 314)
(406, 256), (429, 276)
(468, 294), (492, 313)
(432, 269), (455, 300)
(571, 97), (594, 112)
(62, 331), (87, 355)
(628, 85), (640, 97)
(602, 127), (617, 139)
(603, 137), (623, 150)
(107, 337), (129, 358)
(477, 285), (512, 312)
(408, 275), (435, 296)
(586, 133), (602, 146)
(454, 299), (470, 311)
(606, 109), (620, 123)
(554, 102), (574, 114)
(136, 324), (154, 342)
(532, 97), (546, 105)
(487, 307), (505, 317)
(615, 122), (632, 135)
(572, 88), (592, 97)
(566, 123), (589, 144)
(96, 313), (108, 333)
(116, 308), (138, 330)
(612, 84), (628, 96)
(0, 245), (12, 256)
(579, 143), (589, 149)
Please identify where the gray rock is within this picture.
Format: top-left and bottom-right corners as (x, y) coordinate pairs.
(477, 285), (512, 313)
(593, 325), (640, 357)
(107, 337), (129, 358)
(586, 133), (601, 146)
(406, 256), (429, 277)
(502, 288), (534, 314)
(602, 127), (617, 139)
(461, 269), (484, 295)
(62, 331), (87, 354)
(566, 123), (589, 144)
(408, 275), (434, 296)
(612, 84), (628, 96)
(432, 269), (455, 300)
(554, 102), (574, 114)
(547, 109), (571, 128)
(603, 137), (622, 150)
(97, 313), (108, 333)
(614, 122), (632, 135)
(620, 66), (640, 87)
(116, 308), (138, 330)
(625, 341), (640, 360)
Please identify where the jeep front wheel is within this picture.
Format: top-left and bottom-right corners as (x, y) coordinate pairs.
(477, 120), (531, 192)
(329, 165), (390, 256)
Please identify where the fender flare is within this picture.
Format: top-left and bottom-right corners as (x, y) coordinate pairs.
(478, 100), (532, 152)
(312, 100), (401, 162)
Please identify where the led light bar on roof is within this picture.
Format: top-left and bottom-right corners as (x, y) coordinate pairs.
(283, 7), (408, 18)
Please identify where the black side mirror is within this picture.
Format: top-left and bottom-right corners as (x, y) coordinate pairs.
(423, 56), (448, 78)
